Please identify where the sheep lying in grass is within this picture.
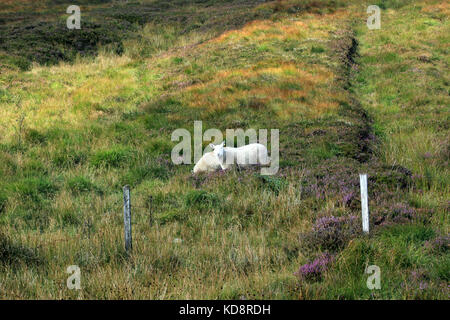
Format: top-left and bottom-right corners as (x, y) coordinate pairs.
(210, 142), (270, 170)
(192, 151), (222, 174)
(192, 142), (271, 174)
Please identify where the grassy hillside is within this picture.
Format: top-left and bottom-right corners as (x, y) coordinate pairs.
(0, 0), (448, 299)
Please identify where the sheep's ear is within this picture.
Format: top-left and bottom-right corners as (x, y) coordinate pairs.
(209, 143), (215, 149)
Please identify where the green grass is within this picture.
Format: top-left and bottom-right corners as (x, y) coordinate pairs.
(354, 0), (449, 225)
(0, 0), (448, 299)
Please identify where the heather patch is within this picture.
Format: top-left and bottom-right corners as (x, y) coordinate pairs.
(400, 268), (450, 299)
(294, 252), (334, 282)
(300, 159), (413, 205)
(425, 234), (449, 255)
(372, 201), (433, 226)
(0, 19), (135, 70)
(299, 215), (360, 253)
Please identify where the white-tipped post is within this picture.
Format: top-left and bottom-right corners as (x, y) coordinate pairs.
(360, 174), (369, 234)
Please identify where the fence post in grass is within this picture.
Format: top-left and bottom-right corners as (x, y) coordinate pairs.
(148, 195), (153, 226)
(123, 185), (132, 253)
(359, 174), (369, 234)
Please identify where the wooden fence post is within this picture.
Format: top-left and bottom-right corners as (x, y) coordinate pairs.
(360, 174), (369, 234)
(123, 185), (132, 252)
(148, 195), (153, 226)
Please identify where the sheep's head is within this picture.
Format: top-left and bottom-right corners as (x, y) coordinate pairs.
(210, 142), (225, 161)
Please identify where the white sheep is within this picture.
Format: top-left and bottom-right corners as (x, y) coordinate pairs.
(192, 151), (222, 174)
(210, 142), (270, 170)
